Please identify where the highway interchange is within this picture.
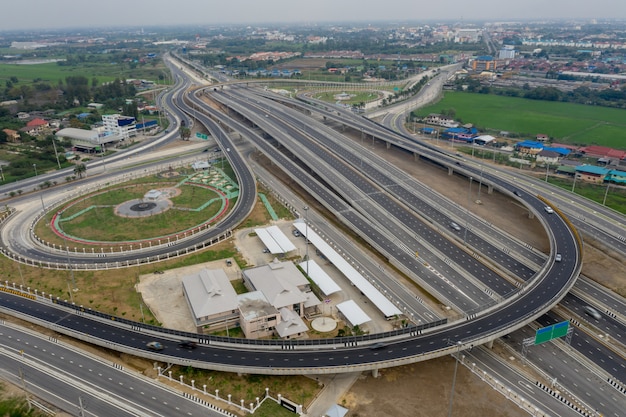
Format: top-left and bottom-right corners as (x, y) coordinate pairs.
(0, 54), (625, 416)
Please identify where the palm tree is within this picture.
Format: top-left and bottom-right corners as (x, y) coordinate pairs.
(73, 163), (86, 179)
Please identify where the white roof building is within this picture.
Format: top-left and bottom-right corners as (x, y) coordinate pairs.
(275, 308), (309, 338)
(55, 127), (118, 151)
(238, 291), (279, 339)
(181, 268), (239, 330)
(255, 225), (297, 254)
(243, 259), (313, 317)
(336, 300), (371, 326)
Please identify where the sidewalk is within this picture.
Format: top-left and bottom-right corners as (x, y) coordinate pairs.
(303, 372), (361, 417)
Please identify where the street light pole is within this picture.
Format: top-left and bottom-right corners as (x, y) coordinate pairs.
(447, 341), (462, 417)
(63, 236), (77, 294)
(464, 177), (472, 245)
(51, 137), (61, 169)
(33, 163), (38, 177)
(303, 206), (309, 276)
(603, 182), (610, 206)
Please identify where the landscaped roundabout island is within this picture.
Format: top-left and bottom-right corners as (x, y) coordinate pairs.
(35, 167), (239, 253)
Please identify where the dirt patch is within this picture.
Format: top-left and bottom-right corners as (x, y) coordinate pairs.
(345, 357), (526, 417)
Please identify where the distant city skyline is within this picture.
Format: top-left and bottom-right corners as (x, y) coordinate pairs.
(3, 0), (626, 32)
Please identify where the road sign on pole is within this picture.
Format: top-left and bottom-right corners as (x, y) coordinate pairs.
(534, 321), (569, 345)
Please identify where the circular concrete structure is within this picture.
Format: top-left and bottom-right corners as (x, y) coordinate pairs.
(311, 316), (338, 332)
(129, 202), (158, 212)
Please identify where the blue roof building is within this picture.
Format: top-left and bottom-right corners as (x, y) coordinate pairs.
(606, 169), (626, 184)
(543, 146), (571, 156)
(516, 140), (545, 149)
(575, 165), (609, 183)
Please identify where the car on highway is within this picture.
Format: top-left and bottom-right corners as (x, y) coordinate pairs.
(449, 222), (461, 231)
(513, 190), (522, 197)
(146, 341), (164, 351)
(555, 253), (562, 262)
(544, 206), (554, 214)
(583, 306), (601, 320)
(178, 340), (198, 349)
(370, 342), (386, 350)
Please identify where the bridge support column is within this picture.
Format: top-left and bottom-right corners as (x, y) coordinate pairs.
(487, 184), (493, 194)
(386, 141), (391, 150)
(414, 152), (420, 161)
(372, 368), (379, 378)
(486, 340), (494, 349)
(448, 167), (454, 176)
(528, 211), (535, 219)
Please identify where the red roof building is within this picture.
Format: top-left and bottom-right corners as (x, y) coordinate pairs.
(26, 118), (48, 128)
(579, 145), (626, 160)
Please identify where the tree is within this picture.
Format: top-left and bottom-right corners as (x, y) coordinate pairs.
(73, 163), (86, 179)
(179, 126), (191, 141)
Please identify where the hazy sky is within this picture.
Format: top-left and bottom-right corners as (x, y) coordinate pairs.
(4, 0), (626, 31)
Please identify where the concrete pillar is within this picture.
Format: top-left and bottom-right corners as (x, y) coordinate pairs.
(414, 152), (419, 161)
(487, 184), (493, 194)
(372, 368), (379, 378)
(486, 340), (494, 349)
(386, 141), (391, 150)
(448, 167), (454, 176)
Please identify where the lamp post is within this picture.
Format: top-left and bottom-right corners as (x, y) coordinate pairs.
(33, 163), (38, 177)
(464, 177), (472, 245)
(98, 137), (106, 172)
(571, 173), (577, 193)
(603, 182), (610, 206)
(447, 341), (463, 417)
(303, 206), (309, 276)
(63, 236), (77, 295)
(51, 137), (61, 169)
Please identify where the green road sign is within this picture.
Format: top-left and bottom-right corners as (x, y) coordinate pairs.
(195, 132), (208, 140)
(534, 321), (569, 345)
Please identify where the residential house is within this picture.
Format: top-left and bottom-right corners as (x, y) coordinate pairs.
(575, 165), (609, 184)
(424, 113), (459, 128)
(605, 169), (626, 184)
(536, 150), (561, 164)
(23, 118), (49, 136)
(2, 128), (20, 142)
(515, 140), (544, 156)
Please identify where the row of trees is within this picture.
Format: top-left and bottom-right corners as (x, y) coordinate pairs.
(459, 76), (626, 109)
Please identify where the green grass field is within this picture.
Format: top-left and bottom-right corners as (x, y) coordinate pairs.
(313, 90), (381, 105)
(416, 92), (626, 148)
(0, 61), (169, 87)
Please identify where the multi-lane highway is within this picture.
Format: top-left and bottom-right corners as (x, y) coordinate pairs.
(2, 54), (625, 417)
(0, 63), (583, 378)
(0, 322), (227, 416)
